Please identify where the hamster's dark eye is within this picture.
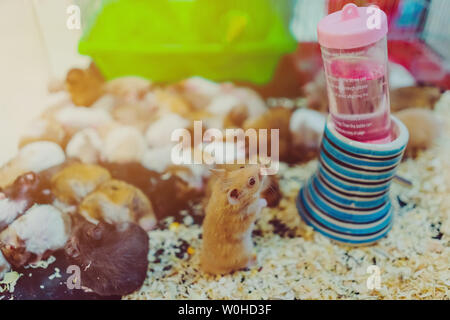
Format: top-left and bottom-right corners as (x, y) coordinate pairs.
(248, 177), (256, 187)
(229, 189), (239, 199)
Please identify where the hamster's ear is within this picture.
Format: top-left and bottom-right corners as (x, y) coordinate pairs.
(227, 188), (240, 205)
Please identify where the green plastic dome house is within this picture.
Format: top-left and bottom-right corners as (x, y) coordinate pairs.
(78, 0), (297, 84)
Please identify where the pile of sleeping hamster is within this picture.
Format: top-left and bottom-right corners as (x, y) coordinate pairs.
(0, 63), (443, 299)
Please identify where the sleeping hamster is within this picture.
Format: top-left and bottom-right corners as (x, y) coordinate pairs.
(65, 218), (149, 296)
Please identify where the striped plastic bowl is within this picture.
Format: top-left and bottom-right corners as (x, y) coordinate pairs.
(297, 116), (409, 245)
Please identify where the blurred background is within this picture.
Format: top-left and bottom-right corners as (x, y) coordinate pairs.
(1, 0), (449, 165)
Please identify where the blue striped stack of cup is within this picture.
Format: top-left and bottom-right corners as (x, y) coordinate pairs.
(297, 116), (409, 245)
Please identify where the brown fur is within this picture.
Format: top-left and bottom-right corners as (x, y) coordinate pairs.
(200, 165), (266, 275)
(65, 63), (104, 107)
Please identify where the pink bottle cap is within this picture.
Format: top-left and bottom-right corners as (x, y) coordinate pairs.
(318, 3), (388, 49)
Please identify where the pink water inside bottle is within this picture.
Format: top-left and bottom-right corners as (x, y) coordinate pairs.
(327, 57), (392, 143)
(317, 4), (393, 144)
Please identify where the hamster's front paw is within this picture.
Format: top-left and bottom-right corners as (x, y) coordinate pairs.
(247, 198), (267, 215)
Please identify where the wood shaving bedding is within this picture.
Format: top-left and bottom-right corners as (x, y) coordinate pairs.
(1, 73), (448, 299)
(125, 92), (450, 300)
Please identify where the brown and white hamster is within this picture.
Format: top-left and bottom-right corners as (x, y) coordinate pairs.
(79, 179), (157, 231)
(51, 163), (111, 204)
(0, 171), (55, 231)
(65, 219), (149, 296)
(0, 204), (71, 267)
(201, 165), (267, 275)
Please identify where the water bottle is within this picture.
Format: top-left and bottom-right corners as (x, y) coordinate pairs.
(318, 3), (391, 143)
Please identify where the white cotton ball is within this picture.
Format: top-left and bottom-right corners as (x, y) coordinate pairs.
(145, 113), (190, 148)
(177, 77), (222, 109)
(105, 76), (151, 102)
(290, 109), (326, 150)
(183, 77), (222, 97)
(180, 77), (222, 109)
(17, 141), (66, 173)
(55, 106), (112, 130)
(206, 88), (266, 123)
(231, 87), (267, 118)
(66, 128), (103, 164)
(90, 94), (117, 112)
(207, 94), (241, 116)
(141, 145), (174, 173)
(9, 204), (70, 255)
(104, 126), (146, 163)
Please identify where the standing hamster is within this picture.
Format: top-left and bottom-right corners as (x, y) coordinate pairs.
(200, 165), (267, 275)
